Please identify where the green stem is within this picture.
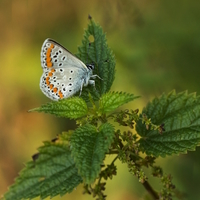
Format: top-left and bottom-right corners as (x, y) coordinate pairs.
(111, 155), (118, 165)
(107, 150), (118, 154)
(88, 92), (96, 110)
(98, 155), (118, 184)
(142, 181), (159, 199)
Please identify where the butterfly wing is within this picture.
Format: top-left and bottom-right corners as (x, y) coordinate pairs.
(40, 38), (89, 101)
(41, 38), (88, 71)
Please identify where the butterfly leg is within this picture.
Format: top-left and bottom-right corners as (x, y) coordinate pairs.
(88, 80), (97, 91)
(89, 80), (95, 86)
(79, 79), (85, 96)
(90, 74), (103, 80)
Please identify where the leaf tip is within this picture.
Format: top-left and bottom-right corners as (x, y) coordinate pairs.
(28, 107), (39, 113)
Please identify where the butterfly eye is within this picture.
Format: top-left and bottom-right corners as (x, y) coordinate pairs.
(86, 64), (94, 70)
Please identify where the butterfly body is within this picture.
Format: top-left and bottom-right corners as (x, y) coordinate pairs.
(40, 39), (97, 101)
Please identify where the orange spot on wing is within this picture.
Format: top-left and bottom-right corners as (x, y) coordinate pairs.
(50, 44), (54, 49)
(46, 57), (51, 62)
(46, 77), (50, 85)
(47, 62), (52, 67)
(48, 72), (53, 77)
(46, 48), (51, 53)
(50, 84), (54, 89)
(53, 88), (58, 93)
(58, 90), (63, 99)
(46, 50), (51, 58)
(48, 68), (55, 77)
(45, 43), (54, 68)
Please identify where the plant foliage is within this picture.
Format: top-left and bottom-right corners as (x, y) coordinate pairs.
(4, 140), (82, 200)
(3, 18), (200, 200)
(136, 90), (200, 157)
(29, 97), (88, 119)
(99, 91), (139, 114)
(76, 18), (115, 102)
(70, 123), (115, 184)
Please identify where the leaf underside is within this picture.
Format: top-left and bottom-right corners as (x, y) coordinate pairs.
(136, 90), (200, 157)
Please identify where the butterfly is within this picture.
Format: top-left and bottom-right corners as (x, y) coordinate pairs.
(40, 38), (101, 101)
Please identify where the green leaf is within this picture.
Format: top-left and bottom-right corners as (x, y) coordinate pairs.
(29, 97), (88, 119)
(76, 18), (116, 101)
(4, 141), (82, 200)
(99, 91), (138, 113)
(70, 123), (115, 184)
(136, 90), (200, 157)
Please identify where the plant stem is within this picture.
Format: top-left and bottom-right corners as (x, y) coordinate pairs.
(142, 181), (159, 199)
(111, 155), (118, 165)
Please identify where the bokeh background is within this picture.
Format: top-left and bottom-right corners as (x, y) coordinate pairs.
(1, 0), (200, 199)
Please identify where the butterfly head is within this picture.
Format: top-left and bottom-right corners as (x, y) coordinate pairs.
(86, 64), (94, 71)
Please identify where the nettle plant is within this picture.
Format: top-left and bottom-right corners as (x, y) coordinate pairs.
(4, 19), (200, 200)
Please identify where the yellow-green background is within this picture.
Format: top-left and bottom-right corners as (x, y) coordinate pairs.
(1, 1), (200, 199)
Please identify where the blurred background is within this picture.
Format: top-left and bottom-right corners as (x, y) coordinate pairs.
(0, 0), (200, 199)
